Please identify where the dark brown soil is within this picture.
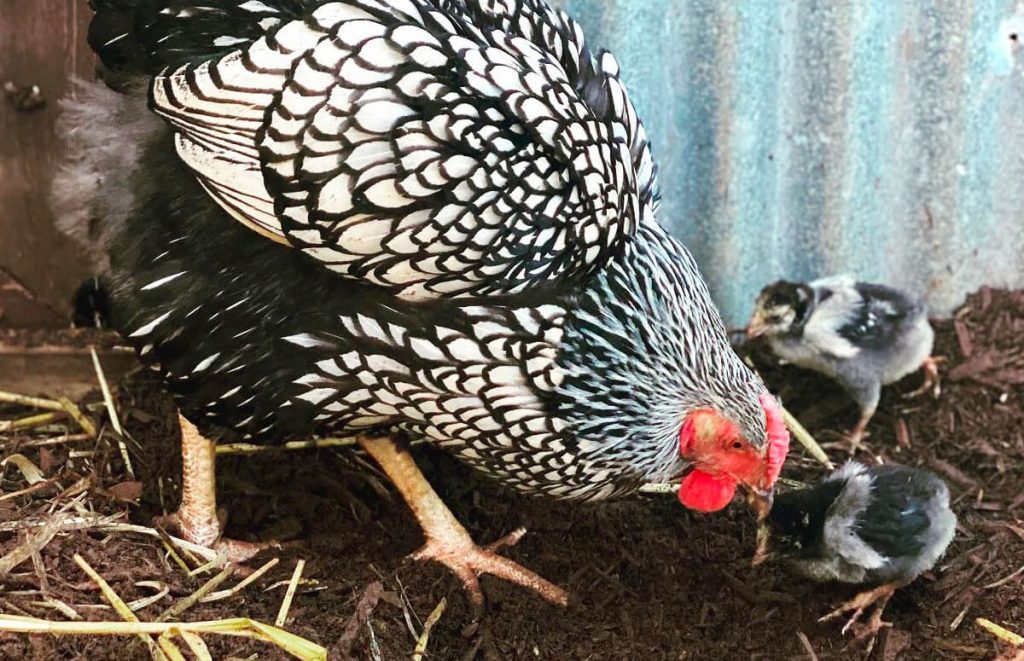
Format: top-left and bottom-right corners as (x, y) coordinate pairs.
(1, 288), (1022, 660)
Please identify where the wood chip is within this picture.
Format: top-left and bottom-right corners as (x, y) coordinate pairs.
(928, 457), (979, 489)
(954, 319), (973, 357)
(334, 581), (384, 656)
(895, 418), (912, 449)
(795, 630), (818, 661)
(108, 481), (143, 503)
(881, 629), (912, 661)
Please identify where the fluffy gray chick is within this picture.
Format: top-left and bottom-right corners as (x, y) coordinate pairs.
(746, 275), (939, 449)
(752, 462), (956, 639)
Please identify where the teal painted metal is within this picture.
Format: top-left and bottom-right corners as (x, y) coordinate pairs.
(555, 0), (1024, 324)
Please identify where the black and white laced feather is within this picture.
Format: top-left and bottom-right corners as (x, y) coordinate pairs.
(62, 0), (769, 500)
(95, 0), (659, 299)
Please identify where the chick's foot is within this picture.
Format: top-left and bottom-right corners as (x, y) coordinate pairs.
(846, 408), (875, 455)
(904, 356), (944, 399)
(819, 583), (897, 639)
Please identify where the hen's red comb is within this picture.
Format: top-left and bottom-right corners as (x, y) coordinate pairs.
(759, 393), (790, 486)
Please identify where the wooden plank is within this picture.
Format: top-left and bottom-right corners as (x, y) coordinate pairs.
(0, 345), (138, 401)
(0, 266), (63, 327)
(0, 0), (95, 325)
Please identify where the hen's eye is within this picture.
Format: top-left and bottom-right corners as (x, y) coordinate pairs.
(731, 441), (744, 450)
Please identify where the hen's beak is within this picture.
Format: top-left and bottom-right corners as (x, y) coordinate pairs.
(751, 524), (771, 566)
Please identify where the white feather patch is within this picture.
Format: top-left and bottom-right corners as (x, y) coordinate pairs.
(141, 271), (187, 291)
(129, 311), (173, 338)
(802, 276), (864, 360)
(823, 462), (888, 570)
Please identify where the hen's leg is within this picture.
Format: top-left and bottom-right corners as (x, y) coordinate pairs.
(154, 414), (266, 562)
(819, 583), (897, 638)
(904, 356), (943, 399)
(358, 435), (568, 608)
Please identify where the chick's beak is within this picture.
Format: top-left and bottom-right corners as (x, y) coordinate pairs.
(744, 484), (774, 566)
(751, 523), (771, 567)
(744, 485), (774, 521)
(745, 312), (768, 340)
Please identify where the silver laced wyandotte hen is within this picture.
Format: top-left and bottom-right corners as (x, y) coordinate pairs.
(752, 462), (956, 640)
(55, 0), (792, 607)
(746, 276), (939, 450)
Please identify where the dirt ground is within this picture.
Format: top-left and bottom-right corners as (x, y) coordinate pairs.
(0, 288), (1022, 660)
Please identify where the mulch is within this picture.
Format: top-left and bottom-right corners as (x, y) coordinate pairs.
(0, 288), (1022, 660)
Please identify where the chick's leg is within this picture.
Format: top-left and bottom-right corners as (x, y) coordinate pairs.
(819, 582), (898, 638)
(845, 382), (880, 455)
(154, 414), (265, 562)
(847, 403), (876, 455)
(358, 435), (568, 609)
(904, 356), (944, 399)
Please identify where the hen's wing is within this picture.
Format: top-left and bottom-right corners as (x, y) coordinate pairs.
(111, 0), (657, 299)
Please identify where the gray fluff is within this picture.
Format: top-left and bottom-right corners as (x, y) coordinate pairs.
(762, 462), (956, 587)
(51, 79), (159, 273)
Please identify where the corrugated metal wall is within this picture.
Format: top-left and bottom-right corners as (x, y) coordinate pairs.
(556, 0), (1024, 325)
(2, 1), (1022, 326)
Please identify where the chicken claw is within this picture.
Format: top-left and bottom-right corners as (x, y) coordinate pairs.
(903, 356), (944, 399)
(819, 583), (898, 639)
(154, 508), (269, 563)
(359, 435), (568, 611)
(155, 414), (273, 563)
(411, 525), (567, 611)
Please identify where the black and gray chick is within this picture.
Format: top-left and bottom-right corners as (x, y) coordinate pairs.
(746, 276), (939, 447)
(753, 462), (956, 637)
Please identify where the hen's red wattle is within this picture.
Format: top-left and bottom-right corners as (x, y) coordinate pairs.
(678, 469), (737, 512)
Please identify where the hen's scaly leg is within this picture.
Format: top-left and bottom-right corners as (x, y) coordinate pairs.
(819, 583), (898, 638)
(358, 435), (568, 608)
(904, 356), (944, 399)
(154, 414), (266, 562)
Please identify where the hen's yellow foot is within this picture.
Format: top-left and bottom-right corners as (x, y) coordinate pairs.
(359, 435), (568, 608)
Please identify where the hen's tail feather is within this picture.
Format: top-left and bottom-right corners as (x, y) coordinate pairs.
(87, 0), (319, 74)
